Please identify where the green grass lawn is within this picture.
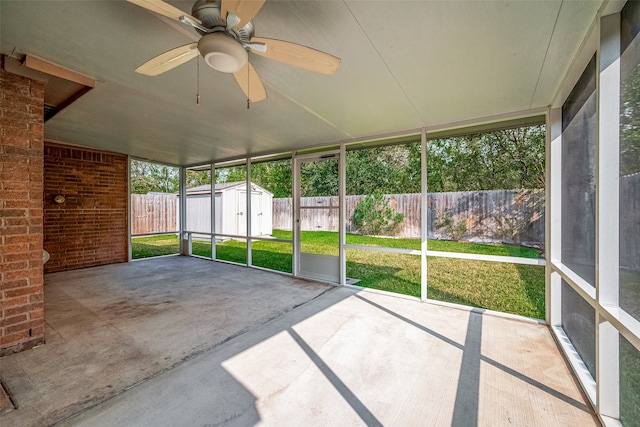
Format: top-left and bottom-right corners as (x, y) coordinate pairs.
(132, 230), (545, 318)
(620, 334), (640, 426)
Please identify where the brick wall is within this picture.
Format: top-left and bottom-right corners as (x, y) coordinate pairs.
(44, 144), (128, 273)
(0, 63), (46, 355)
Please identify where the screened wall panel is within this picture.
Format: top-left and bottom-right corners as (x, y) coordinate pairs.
(620, 0), (640, 320)
(345, 143), (421, 241)
(561, 280), (596, 378)
(561, 56), (597, 287)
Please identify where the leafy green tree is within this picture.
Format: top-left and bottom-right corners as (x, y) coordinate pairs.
(621, 63), (640, 176)
(186, 169), (212, 188)
(130, 126), (544, 197)
(251, 160), (292, 198)
(130, 160), (179, 194)
(346, 143), (421, 195)
(300, 158), (339, 197)
(217, 165), (247, 184)
(426, 126), (545, 192)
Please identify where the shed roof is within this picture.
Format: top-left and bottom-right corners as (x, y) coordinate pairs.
(186, 182), (273, 196)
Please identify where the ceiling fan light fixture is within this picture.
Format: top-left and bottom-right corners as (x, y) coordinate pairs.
(198, 33), (248, 73)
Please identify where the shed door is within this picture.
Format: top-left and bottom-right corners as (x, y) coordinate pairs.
(237, 190), (262, 236)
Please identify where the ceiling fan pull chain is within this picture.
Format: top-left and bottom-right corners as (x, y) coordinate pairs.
(246, 64), (250, 110)
(196, 56), (201, 105)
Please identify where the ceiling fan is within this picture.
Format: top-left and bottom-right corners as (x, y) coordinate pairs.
(127, 0), (341, 103)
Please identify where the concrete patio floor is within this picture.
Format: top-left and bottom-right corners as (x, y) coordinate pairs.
(0, 257), (597, 426)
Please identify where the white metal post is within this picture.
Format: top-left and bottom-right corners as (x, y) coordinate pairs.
(246, 159), (252, 267)
(548, 107), (563, 327)
(127, 157), (132, 262)
(179, 166), (188, 255)
(211, 163), (216, 260)
(420, 128), (428, 301)
(339, 144), (346, 286)
(596, 12), (621, 421)
(292, 154), (300, 277)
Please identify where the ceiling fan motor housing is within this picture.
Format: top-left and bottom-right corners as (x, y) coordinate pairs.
(191, 0), (254, 42)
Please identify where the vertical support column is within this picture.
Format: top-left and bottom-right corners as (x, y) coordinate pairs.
(246, 159), (252, 266)
(179, 166), (189, 256)
(211, 163), (216, 260)
(339, 144), (346, 286)
(0, 65), (45, 355)
(127, 158), (132, 262)
(292, 154), (300, 277)
(548, 107), (563, 327)
(420, 128), (428, 302)
(596, 12), (621, 420)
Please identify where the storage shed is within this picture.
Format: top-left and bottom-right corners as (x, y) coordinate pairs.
(184, 182), (273, 237)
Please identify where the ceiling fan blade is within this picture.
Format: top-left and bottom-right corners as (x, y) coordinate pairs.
(221, 0), (265, 29)
(250, 38), (340, 75)
(233, 61), (267, 102)
(127, 0), (202, 25)
(135, 43), (199, 76)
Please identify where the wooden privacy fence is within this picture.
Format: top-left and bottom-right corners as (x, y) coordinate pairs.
(131, 194), (177, 234)
(273, 189), (545, 246)
(131, 189), (546, 246)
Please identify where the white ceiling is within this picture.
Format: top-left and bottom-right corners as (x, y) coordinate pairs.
(1, 0), (603, 166)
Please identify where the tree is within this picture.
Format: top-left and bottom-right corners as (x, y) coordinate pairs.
(130, 126), (545, 196)
(216, 165), (246, 184)
(426, 126), (545, 192)
(251, 160), (292, 198)
(621, 62), (640, 176)
(346, 143), (421, 195)
(130, 160), (179, 194)
(300, 158), (339, 197)
(186, 169), (212, 188)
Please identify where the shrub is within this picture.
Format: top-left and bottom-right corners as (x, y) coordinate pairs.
(352, 192), (404, 236)
(435, 212), (467, 241)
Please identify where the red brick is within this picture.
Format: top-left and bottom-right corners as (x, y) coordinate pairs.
(4, 286), (41, 298)
(4, 319), (41, 335)
(3, 303), (37, 317)
(30, 86), (44, 98)
(0, 279), (28, 290)
(0, 172), (28, 182)
(0, 209), (27, 218)
(29, 293), (43, 303)
(0, 260), (28, 273)
(0, 242), (28, 255)
(0, 330), (29, 346)
(0, 136), (31, 148)
(2, 296), (30, 308)
(0, 314), (27, 327)
(4, 268), (41, 282)
(30, 325), (44, 337)
(5, 234), (41, 244)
